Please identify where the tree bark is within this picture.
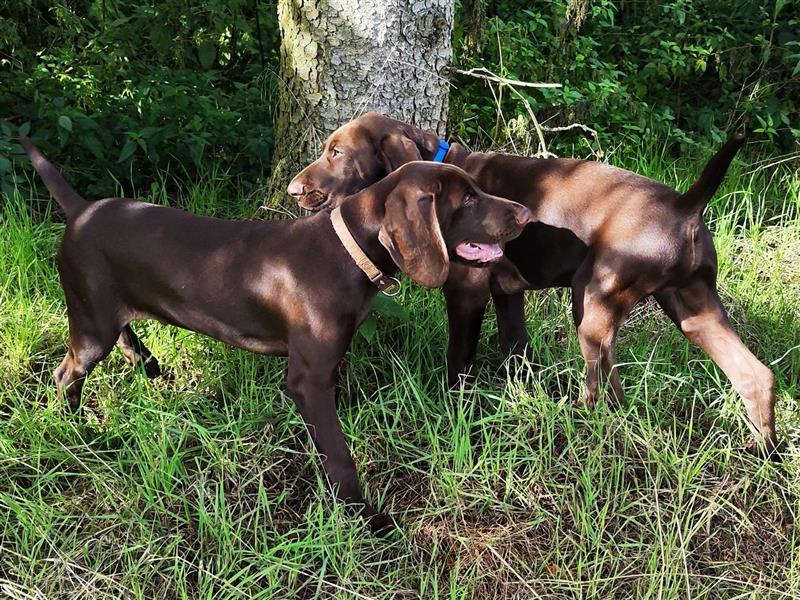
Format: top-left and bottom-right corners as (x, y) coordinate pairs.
(270, 0), (454, 205)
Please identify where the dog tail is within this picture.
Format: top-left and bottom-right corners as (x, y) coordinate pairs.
(676, 133), (745, 214)
(20, 136), (88, 219)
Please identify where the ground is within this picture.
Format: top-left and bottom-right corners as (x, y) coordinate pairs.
(1, 138), (798, 599)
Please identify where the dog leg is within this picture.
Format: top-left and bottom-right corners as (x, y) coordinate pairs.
(443, 265), (491, 387)
(655, 279), (778, 456)
(493, 290), (531, 372)
(286, 339), (392, 534)
(572, 264), (638, 407)
(118, 325), (161, 378)
(55, 321), (119, 412)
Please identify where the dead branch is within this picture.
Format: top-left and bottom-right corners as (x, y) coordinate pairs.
(453, 67), (562, 89)
(453, 65), (602, 159)
(540, 123), (604, 159)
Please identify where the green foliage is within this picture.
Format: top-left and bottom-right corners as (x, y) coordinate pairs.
(358, 294), (409, 342)
(4, 0), (797, 200)
(451, 0), (800, 152)
(1, 0), (279, 197)
(1, 148), (798, 597)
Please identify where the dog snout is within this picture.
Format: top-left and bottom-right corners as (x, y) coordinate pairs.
(286, 178), (307, 198)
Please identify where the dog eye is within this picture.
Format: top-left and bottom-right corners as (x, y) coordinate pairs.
(330, 147), (344, 157)
(463, 194), (476, 207)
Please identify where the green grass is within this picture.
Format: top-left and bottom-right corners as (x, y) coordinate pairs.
(1, 139), (799, 599)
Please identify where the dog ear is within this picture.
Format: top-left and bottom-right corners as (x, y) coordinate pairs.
(378, 188), (449, 288)
(379, 132), (422, 172)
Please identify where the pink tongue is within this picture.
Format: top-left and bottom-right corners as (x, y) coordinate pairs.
(456, 242), (503, 262)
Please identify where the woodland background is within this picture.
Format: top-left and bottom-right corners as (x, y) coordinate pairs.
(1, 0), (797, 198)
(1, 2), (799, 598)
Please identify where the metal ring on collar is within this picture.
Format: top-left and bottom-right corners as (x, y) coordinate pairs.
(381, 277), (402, 297)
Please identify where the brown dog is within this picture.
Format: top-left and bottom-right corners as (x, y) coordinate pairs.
(286, 113), (778, 456)
(21, 137), (532, 531)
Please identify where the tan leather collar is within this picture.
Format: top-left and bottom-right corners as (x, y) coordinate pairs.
(331, 206), (399, 294)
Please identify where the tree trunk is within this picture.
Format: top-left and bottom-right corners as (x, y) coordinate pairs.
(269, 0), (454, 205)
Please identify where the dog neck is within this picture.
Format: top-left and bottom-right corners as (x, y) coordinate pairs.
(413, 126), (470, 168)
(331, 206), (398, 293)
(441, 142), (470, 168)
(335, 186), (399, 282)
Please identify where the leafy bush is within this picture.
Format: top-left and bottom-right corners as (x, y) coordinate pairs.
(451, 0), (799, 153)
(1, 0), (279, 198)
(2, 0), (797, 199)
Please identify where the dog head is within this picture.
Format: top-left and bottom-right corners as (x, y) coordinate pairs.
(371, 162), (531, 288)
(287, 113), (440, 211)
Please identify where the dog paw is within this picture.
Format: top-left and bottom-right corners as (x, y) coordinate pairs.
(573, 391), (596, 409)
(143, 357), (162, 379)
(448, 372), (476, 391)
(744, 438), (783, 463)
(358, 503), (395, 536)
(365, 511), (396, 536)
(67, 396), (82, 414)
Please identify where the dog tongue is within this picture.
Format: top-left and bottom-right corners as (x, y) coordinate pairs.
(456, 242), (503, 262)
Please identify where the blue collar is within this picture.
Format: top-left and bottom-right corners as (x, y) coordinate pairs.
(432, 139), (450, 163)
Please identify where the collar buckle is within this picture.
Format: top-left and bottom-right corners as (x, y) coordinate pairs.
(432, 139), (450, 163)
(372, 275), (401, 296)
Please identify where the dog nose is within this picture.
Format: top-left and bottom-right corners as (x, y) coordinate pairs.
(286, 178), (307, 197)
(515, 206), (532, 225)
